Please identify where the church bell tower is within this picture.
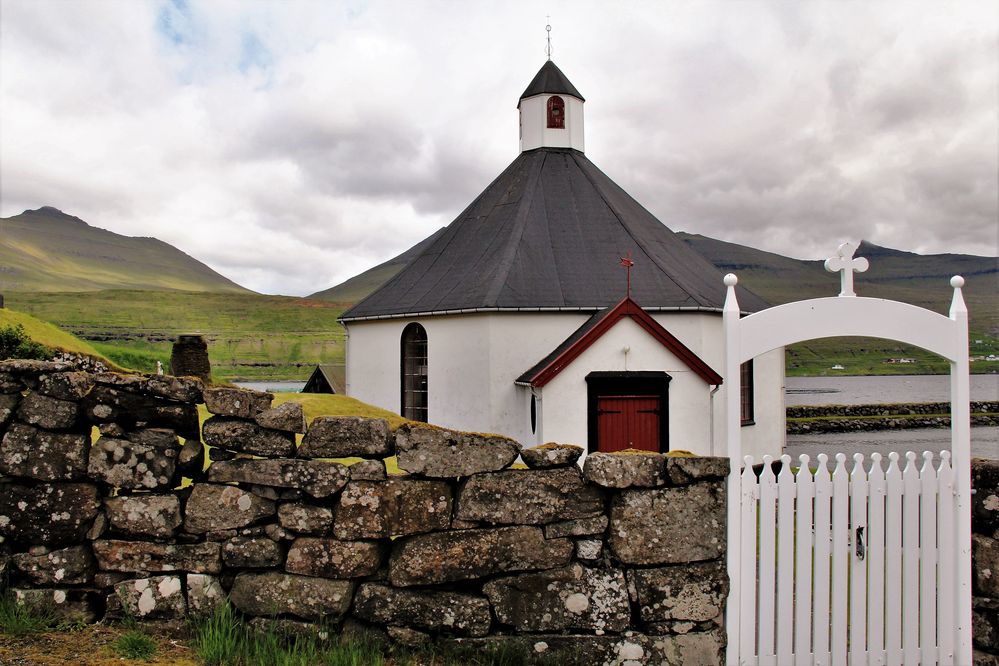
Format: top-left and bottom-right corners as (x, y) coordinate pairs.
(518, 60), (585, 153)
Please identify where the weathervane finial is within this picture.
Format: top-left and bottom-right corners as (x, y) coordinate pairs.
(620, 252), (634, 298)
(545, 18), (552, 60)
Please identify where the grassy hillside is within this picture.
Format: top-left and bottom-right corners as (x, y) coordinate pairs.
(0, 207), (250, 293)
(0, 307), (125, 370)
(4, 291), (345, 381)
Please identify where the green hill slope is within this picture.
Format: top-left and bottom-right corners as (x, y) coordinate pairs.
(0, 207), (251, 293)
(0, 307), (124, 370)
(4, 291), (345, 381)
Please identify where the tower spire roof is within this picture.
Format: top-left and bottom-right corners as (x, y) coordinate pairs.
(519, 60), (584, 104)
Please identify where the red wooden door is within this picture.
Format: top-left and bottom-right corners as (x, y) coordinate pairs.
(596, 395), (660, 453)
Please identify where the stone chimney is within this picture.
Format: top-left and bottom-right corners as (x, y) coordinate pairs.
(170, 335), (211, 382)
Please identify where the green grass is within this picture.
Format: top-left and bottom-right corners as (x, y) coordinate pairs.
(0, 591), (58, 636)
(5, 290), (346, 381)
(113, 629), (158, 660)
(0, 308), (109, 360)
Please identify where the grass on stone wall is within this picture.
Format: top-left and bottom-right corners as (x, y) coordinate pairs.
(188, 602), (578, 666)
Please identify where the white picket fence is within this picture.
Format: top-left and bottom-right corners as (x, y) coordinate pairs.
(722, 245), (972, 665)
(737, 451), (960, 666)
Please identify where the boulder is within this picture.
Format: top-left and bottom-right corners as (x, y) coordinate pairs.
(666, 456), (731, 485)
(456, 467), (603, 525)
(285, 538), (385, 578)
(187, 574), (226, 616)
(255, 402), (307, 433)
(12, 545), (95, 585)
(0, 392), (19, 428)
(203, 386), (272, 418)
(229, 572), (354, 621)
(583, 451), (668, 488)
(544, 515), (609, 539)
(394, 424), (520, 478)
(176, 437), (205, 479)
(91, 372), (204, 403)
(353, 583), (491, 636)
(973, 459), (999, 536)
(609, 481), (726, 565)
(389, 526), (573, 587)
(13, 588), (98, 624)
(278, 503), (334, 535)
(974, 534), (999, 598)
(113, 576), (186, 619)
(484, 563), (630, 633)
(0, 423), (89, 480)
(974, 597), (999, 653)
(334, 479), (452, 539)
(208, 458), (350, 499)
(92, 540), (222, 574)
(201, 417), (295, 457)
(36, 372), (93, 401)
(521, 443), (584, 469)
(87, 435), (177, 490)
(349, 459), (387, 481)
(443, 632), (724, 666)
(576, 540), (603, 561)
(105, 494), (182, 538)
(629, 560), (729, 624)
(0, 359), (73, 375)
(0, 482), (100, 545)
(0, 371), (23, 394)
(299, 416), (392, 458)
(82, 386), (200, 440)
(223, 536), (284, 568)
(184, 484), (276, 533)
(16, 392), (80, 430)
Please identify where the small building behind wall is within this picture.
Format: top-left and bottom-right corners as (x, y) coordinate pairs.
(340, 59), (785, 461)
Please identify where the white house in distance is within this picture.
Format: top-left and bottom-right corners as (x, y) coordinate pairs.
(340, 60), (785, 460)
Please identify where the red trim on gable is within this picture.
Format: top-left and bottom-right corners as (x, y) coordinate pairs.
(528, 297), (723, 388)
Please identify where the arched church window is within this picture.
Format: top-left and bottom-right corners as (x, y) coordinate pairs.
(547, 96), (565, 129)
(401, 323), (428, 422)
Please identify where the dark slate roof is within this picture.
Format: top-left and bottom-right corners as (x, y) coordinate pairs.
(519, 60), (584, 103)
(340, 148), (769, 321)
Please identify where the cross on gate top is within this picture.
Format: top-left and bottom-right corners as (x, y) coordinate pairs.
(620, 252), (634, 298)
(824, 241), (869, 297)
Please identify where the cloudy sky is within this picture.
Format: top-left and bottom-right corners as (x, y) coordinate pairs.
(1, 1), (996, 296)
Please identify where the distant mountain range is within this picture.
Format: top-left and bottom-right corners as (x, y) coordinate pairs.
(313, 230), (998, 334)
(0, 207), (250, 293)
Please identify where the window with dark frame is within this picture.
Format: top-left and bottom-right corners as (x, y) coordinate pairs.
(401, 323), (428, 423)
(740, 360), (755, 425)
(547, 95), (565, 129)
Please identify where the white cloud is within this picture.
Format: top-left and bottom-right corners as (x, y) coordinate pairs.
(1, 0), (996, 295)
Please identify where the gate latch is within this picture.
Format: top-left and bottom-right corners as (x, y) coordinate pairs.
(855, 526), (866, 561)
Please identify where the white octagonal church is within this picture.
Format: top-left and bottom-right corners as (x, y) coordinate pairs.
(340, 60), (785, 460)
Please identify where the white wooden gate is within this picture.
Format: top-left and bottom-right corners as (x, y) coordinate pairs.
(724, 243), (973, 665)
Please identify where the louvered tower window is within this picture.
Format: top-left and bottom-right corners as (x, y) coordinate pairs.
(401, 323), (428, 422)
(547, 96), (565, 129)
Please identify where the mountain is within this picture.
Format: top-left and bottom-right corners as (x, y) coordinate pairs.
(0, 207), (251, 293)
(307, 227), (448, 303)
(312, 229), (998, 334)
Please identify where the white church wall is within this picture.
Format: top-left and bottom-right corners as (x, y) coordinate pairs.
(519, 94), (585, 152)
(540, 316), (715, 459)
(346, 309), (784, 459)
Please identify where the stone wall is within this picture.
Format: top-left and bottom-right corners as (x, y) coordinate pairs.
(973, 459), (999, 664)
(0, 360), (729, 666)
(786, 401), (999, 434)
